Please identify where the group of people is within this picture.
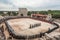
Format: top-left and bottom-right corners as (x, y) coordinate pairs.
(30, 23), (41, 29)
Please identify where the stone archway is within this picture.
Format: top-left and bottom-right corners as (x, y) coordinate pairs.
(20, 14), (23, 16)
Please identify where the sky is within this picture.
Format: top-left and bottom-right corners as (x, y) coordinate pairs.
(0, 0), (60, 11)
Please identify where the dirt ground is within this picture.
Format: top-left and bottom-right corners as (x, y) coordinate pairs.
(7, 18), (55, 36)
(0, 18), (60, 40)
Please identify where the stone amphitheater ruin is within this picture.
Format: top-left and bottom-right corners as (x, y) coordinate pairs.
(0, 16), (60, 40)
(0, 8), (60, 40)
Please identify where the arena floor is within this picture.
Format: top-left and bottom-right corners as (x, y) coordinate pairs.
(7, 18), (55, 36)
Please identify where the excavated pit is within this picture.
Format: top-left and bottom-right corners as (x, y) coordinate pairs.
(4, 17), (59, 39)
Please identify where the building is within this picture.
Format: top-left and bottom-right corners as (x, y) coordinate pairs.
(18, 8), (28, 16)
(31, 14), (47, 20)
(31, 14), (52, 21)
(46, 14), (52, 21)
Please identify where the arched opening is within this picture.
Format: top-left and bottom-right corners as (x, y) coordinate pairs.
(20, 14), (23, 16)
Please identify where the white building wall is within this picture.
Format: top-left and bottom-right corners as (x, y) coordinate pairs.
(18, 8), (28, 16)
(46, 14), (52, 21)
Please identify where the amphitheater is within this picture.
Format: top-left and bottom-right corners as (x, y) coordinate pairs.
(0, 16), (60, 40)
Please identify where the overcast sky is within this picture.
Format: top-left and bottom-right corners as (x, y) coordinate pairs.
(0, 0), (60, 11)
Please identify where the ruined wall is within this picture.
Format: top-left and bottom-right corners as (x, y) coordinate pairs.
(18, 8), (28, 16)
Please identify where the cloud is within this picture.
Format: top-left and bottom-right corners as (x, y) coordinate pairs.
(8, 0), (60, 10)
(0, 0), (18, 11)
(9, 0), (48, 8)
(0, 0), (60, 11)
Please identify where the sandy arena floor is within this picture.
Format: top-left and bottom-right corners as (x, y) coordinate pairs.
(7, 18), (55, 36)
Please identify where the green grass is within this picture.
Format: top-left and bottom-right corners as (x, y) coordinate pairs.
(28, 10), (60, 18)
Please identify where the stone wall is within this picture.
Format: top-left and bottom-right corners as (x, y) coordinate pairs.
(18, 8), (28, 16)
